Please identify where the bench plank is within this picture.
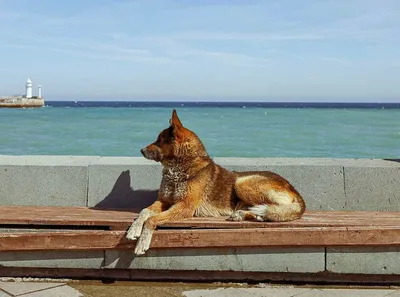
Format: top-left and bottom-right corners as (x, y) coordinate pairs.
(1, 226), (400, 251)
(0, 206), (400, 230)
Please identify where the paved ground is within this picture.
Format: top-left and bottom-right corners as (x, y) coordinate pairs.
(0, 280), (399, 297)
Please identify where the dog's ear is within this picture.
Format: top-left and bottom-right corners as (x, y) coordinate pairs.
(169, 109), (183, 129)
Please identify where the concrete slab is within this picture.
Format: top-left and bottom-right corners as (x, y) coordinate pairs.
(296, 289), (337, 297)
(87, 162), (162, 209)
(0, 251), (104, 269)
(215, 158), (400, 168)
(322, 288), (396, 297)
(183, 287), (311, 297)
(327, 247), (400, 274)
(0, 281), (63, 296)
(343, 166), (400, 211)
(105, 247), (325, 273)
(0, 165), (88, 206)
(21, 285), (84, 297)
(0, 155), (100, 166)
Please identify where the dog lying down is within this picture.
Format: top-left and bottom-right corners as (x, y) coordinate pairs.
(127, 109), (305, 255)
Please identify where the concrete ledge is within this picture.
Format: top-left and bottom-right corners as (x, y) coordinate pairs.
(0, 251), (104, 269)
(0, 164), (89, 206)
(1, 155), (399, 211)
(105, 247), (325, 273)
(327, 247), (400, 274)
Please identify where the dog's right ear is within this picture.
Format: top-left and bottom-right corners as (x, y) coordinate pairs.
(168, 109), (184, 140)
(169, 109), (183, 129)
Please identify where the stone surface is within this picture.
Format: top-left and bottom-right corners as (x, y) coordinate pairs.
(321, 288), (396, 297)
(183, 287), (311, 297)
(327, 247), (400, 274)
(0, 281), (63, 296)
(0, 281), (397, 297)
(0, 155), (100, 166)
(296, 289), (337, 297)
(105, 247), (325, 273)
(0, 165), (88, 207)
(343, 166), (400, 211)
(0, 251), (104, 269)
(21, 285), (84, 297)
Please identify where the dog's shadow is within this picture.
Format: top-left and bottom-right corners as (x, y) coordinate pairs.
(92, 170), (158, 268)
(93, 170), (158, 211)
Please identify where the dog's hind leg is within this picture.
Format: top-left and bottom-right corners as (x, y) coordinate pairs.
(230, 174), (305, 222)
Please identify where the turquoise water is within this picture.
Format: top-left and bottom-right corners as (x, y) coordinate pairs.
(0, 105), (399, 158)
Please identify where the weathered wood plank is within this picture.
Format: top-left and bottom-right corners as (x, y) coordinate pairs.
(0, 206), (137, 229)
(1, 226), (400, 251)
(0, 206), (400, 230)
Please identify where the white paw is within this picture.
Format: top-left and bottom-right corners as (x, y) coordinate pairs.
(126, 220), (143, 241)
(227, 210), (244, 222)
(255, 215), (264, 222)
(134, 228), (153, 256)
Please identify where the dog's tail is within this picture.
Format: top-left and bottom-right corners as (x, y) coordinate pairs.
(249, 203), (304, 222)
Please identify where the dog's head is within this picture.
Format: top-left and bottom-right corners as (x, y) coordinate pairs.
(141, 109), (207, 165)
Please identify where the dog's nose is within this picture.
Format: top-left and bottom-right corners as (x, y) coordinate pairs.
(140, 148), (145, 156)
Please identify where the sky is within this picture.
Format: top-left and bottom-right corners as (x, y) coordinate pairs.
(0, 0), (399, 102)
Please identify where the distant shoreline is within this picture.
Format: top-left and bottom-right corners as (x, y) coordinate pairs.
(44, 101), (400, 109)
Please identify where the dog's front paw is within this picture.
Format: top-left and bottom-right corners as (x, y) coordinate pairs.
(126, 220), (143, 241)
(227, 210), (244, 222)
(134, 228), (153, 256)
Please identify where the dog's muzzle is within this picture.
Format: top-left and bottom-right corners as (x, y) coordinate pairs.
(141, 147), (162, 162)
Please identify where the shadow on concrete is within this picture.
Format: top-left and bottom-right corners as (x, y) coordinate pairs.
(92, 170), (158, 211)
(384, 159), (400, 163)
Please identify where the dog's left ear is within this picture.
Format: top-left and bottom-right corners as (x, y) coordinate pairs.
(169, 109), (183, 129)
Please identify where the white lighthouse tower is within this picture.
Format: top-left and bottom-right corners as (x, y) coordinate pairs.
(38, 85), (42, 98)
(26, 78), (33, 99)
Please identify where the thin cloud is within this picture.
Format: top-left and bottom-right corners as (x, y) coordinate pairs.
(186, 50), (270, 67)
(162, 31), (324, 41)
(4, 35), (178, 64)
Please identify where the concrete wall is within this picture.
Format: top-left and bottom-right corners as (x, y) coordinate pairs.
(1, 155), (399, 211)
(0, 155), (399, 276)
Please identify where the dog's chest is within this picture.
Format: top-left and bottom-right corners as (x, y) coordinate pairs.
(159, 168), (189, 202)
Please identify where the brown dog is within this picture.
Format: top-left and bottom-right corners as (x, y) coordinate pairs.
(127, 109), (305, 255)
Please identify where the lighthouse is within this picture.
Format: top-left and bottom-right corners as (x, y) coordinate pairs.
(38, 85), (42, 98)
(26, 78), (32, 99)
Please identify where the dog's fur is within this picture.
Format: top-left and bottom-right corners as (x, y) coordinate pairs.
(127, 109), (306, 255)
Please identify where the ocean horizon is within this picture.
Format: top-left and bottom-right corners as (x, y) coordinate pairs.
(45, 101), (400, 109)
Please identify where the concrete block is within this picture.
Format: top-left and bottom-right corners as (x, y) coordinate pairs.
(0, 282), (64, 296)
(104, 247), (325, 273)
(88, 157), (162, 209)
(18, 285), (84, 297)
(327, 247), (400, 274)
(0, 251), (104, 269)
(0, 165), (88, 206)
(183, 287), (312, 297)
(343, 166), (400, 211)
(216, 158), (345, 211)
(0, 155), (100, 166)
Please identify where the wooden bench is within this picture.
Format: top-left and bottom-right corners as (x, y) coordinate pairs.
(1, 206), (400, 251)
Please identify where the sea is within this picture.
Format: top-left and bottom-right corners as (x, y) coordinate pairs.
(0, 101), (399, 159)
